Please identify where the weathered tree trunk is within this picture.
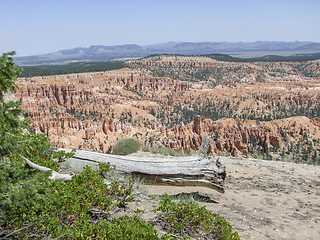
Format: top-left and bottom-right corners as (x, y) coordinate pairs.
(21, 155), (72, 181)
(66, 136), (226, 193)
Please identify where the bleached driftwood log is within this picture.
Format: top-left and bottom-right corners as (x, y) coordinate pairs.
(65, 136), (226, 193)
(21, 155), (72, 181)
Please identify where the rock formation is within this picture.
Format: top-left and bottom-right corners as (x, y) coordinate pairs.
(14, 56), (320, 163)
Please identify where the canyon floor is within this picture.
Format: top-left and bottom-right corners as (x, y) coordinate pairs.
(62, 151), (320, 239)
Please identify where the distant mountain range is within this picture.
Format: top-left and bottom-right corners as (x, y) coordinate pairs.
(15, 41), (320, 66)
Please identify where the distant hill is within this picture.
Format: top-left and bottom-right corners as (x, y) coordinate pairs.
(14, 41), (320, 66)
(293, 42), (320, 52)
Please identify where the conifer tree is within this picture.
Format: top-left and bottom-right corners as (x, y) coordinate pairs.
(0, 51), (27, 157)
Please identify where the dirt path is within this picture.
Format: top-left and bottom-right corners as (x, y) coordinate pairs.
(145, 157), (320, 239)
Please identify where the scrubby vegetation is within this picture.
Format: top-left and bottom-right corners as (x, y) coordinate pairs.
(142, 146), (189, 157)
(1, 163), (137, 239)
(150, 147), (188, 157)
(112, 138), (141, 155)
(154, 193), (240, 240)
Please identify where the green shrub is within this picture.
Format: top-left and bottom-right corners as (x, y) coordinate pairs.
(151, 147), (188, 157)
(154, 193), (240, 240)
(112, 138), (140, 155)
(1, 163), (135, 239)
(142, 145), (150, 152)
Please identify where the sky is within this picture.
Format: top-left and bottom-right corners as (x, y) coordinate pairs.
(1, 0), (320, 57)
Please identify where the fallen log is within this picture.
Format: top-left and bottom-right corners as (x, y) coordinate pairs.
(64, 136), (226, 193)
(21, 155), (72, 181)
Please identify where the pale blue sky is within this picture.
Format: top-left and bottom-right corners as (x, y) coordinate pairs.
(1, 0), (320, 56)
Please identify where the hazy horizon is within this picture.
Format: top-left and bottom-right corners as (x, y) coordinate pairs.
(2, 0), (320, 57)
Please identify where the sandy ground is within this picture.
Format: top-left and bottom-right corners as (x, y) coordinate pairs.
(62, 152), (320, 239)
(144, 157), (320, 240)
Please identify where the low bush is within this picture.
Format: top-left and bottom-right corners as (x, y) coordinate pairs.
(151, 147), (189, 157)
(154, 193), (240, 240)
(112, 138), (140, 155)
(1, 162), (136, 239)
(142, 145), (150, 152)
